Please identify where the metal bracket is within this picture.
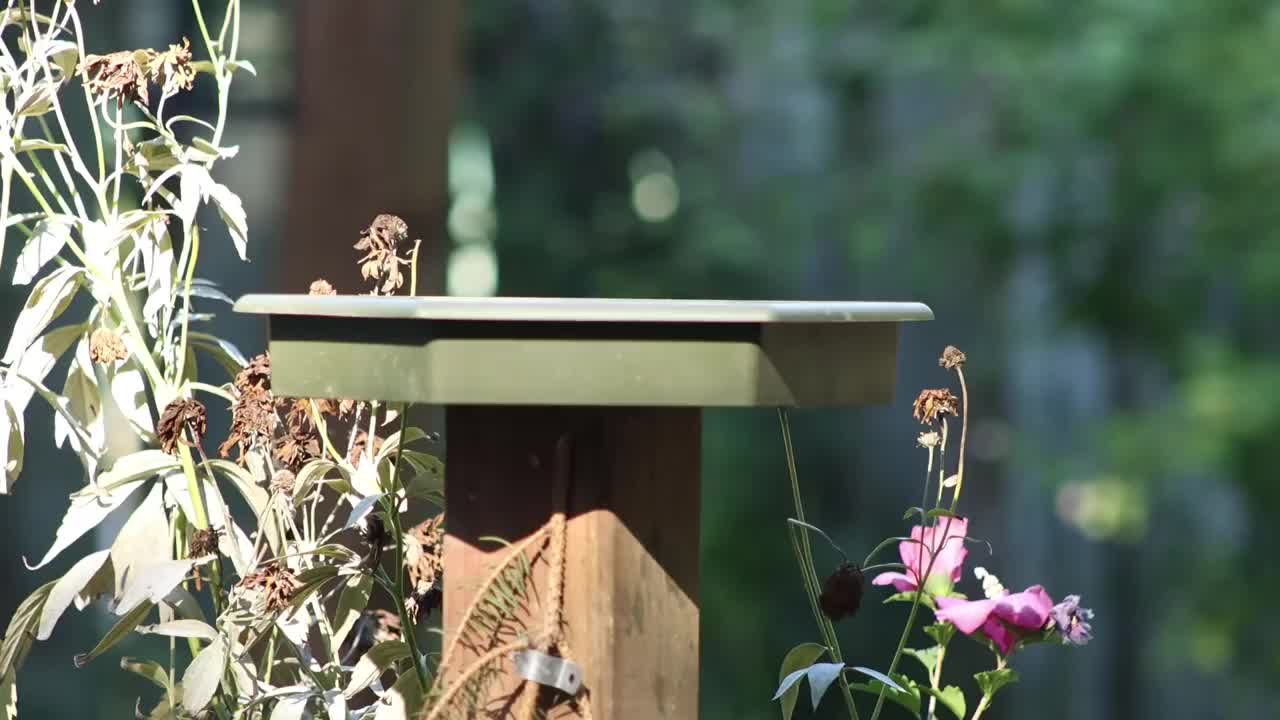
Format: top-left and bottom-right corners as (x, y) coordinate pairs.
(512, 649), (583, 695)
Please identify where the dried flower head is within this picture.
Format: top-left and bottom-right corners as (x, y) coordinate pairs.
(219, 383), (276, 460)
(270, 469), (296, 496)
(239, 563), (303, 613)
(913, 388), (959, 425)
(364, 609), (403, 642)
(147, 38), (195, 96)
(819, 562), (865, 622)
(939, 345), (967, 370)
(308, 278), (336, 296)
(348, 430), (384, 466)
(157, 398), (207, 454)
(917, 431), (941, 449)
(316, 397), (357, 419)
(88, 328), (128, 364)
(354, 214), (411, 294)
(235, 353), (272, 393)
(406, 513), (445, 602)
(274, 424), (320, 472)
(81, 49), (150, 106)
(187, 527), (221, 559)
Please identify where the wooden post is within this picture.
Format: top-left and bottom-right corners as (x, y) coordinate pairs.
(444, 406), (701, 718)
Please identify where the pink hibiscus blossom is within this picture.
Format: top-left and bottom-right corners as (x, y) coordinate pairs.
(935, 585), (1054, 655)
(872, 517), (969, 594)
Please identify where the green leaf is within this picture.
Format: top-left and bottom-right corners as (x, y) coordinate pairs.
(903, 645), (941, 675)
(975, 668), (1019, 699)
(850, 674), (921, 718)
(37, 548), (110, 640)
(73, 599), (153, 667)
(189, 333), (246, 380)
(926, 508), (959, 520)
(98, 450), (180, 490)
(12, 216), (72, 285)
(181, 638), (225, 712)
(25, 480), (147, 570)
(772, 642), (826, 720)
(924, 622), (957, 647)
(921, 685), (967, 720)
(13, 138), (68, 154)
(903, 507), (924, 521)
(330, 574), (372, 652)
(135, 620), (218, 641)
(1, 400), (23, 495)
(849, 666), (906, 693)
(116, 560), (194, 615)
(343, 640), (410, 698)
(120, 656), (171, 690)
(3, 265), (82, 364)
(881, 592), (937, 611)
(806, 663), (845, 710)
(374, 670), (424, 720)
(0, 581), (54, 679)
(786, 519), (847, 559)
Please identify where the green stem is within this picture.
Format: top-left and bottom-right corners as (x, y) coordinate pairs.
(175, 225), (200, 383)
(779, 409), (860, 720)
(926, 644), (946, 720)
(382, 403), (430, 693)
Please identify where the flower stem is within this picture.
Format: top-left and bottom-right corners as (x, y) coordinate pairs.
(778, 409), (860, 720)
(950, 368), (970, 511)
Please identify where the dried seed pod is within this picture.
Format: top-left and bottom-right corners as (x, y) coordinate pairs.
(818, 562), (865, 623)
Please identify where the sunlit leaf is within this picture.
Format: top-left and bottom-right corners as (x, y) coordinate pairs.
(921, 685), (967, 720)
(3, 265), (82, 364)
(772, 642), (825, 720)
(806, 662), (845, 710)
(116, 560), (194, 615)
(0, 582), (54, 680)
(374, 670), (424, 720)
(135, 619), (218, 641)
(974, 668), (1018, 699)
(12, 216), (72, 285)
(181, 638), (225, 712)
(331, 574), (373, 652)
(25, 480), (146, 570)
(73, 599), (152, 667)
(120, 656), (171, 690)
(343, 640), (409, 698)
(37, 549), (110, 640)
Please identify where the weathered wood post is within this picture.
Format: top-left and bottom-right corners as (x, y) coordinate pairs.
(235, 295), (931, 719)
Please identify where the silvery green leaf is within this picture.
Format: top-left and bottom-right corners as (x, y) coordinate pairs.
(135, 619), (218, 641)
(343, 640), (409, 698)
(323, 691), (347, 720)
(806, 663), (845, 710)
(374, 427), (427, 466)
(177, 165), (208, 227)
(2, 265), (82, 363)
(98, 451), (179, 490)
(119, 656), (170, 690)
(345, 493), (385, 530)
(1, 322), (84, 413)
(190, 136), (239, 161)
(25, 480), (146, 569)
(331, 574), (373, 652)
(1, 665), (15, 720)
(0, 581), (54, 679)
(72, 598), (152, 667)
(1, 400), (22, 494)
(11, 217), (71, 285)
(116, 560), (193, 615)
(850, 666), (906, 693)
(291, 459), (336, 508)
(269, 695), (309, 720)
(181, 638), (225, 712)
(54, 339), (105, 476)
(374, 670), (424, 720)
(37, 548), (110, 640)
(12, 138), (68, 153)
(130, 137), (180, 174)
(105, 361), (155, 436)
(207, 179), (248, 261)
(13, 82), (57, 117)
(111, 482), (169, 600)
(206, 458), (282, 555)
(25, 38), (78, 79)
(189, 279), (234, 304)
(139, 223), (175, 325)
(190, 332), (247, 379)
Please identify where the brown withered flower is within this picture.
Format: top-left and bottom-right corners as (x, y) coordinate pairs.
(239, 563), (303, 613)
(88, 328), (128, 364)
(912, 388), (959, 425)
(81, 49), (150, 106)
(818, 562), (865, 622)
(939, 345), (967, 370)
(316, 397), (357, 419)
(405, 513), (445, 619)
(219, 383), (276, 461)
(354, 214), (411, 295)
(235, 353), (272, 393)
(308, 278), (336, 296)
(157, 398), (207, 454)
(147, 38), (195, 96)
(187, 527), (221, 559)
(270, 469), (296, 496)
(348, 430), (384, 466)
(274, 425), (321, 472)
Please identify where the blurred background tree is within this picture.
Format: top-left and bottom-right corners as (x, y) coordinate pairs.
(3, 0), (1277, 717)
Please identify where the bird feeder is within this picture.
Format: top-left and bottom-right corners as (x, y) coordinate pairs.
(234, 295), (932, 718)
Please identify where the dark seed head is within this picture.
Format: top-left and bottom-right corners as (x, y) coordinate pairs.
(819, 562), (865, 623)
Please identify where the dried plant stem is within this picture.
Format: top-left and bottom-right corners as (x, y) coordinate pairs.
(778, 409), (860, 720)
(410, 237), (422, 296)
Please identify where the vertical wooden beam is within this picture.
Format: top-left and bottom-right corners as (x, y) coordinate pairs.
(282, 0), (457, 294)
(444, 406), (701, 718)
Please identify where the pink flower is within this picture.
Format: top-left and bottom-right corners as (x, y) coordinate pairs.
(935, 585), (1054, 655)
(872, 517), (969, 595)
